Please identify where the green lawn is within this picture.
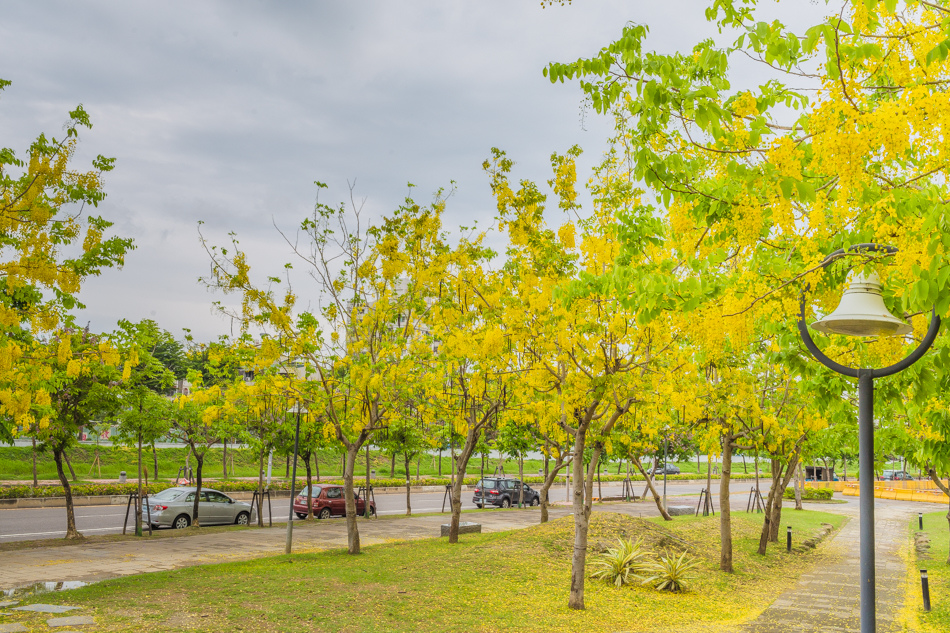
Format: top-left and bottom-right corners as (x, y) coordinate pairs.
(909, 510), (950, 632)
(1, 509), (845, 633)
(0, 445), (550, 482)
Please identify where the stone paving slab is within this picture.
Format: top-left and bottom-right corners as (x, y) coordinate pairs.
(0, 602), (16, 608)
(47, 615), (95, 627)
(10, 603), (80, 613)
(0, 623), (27, 633)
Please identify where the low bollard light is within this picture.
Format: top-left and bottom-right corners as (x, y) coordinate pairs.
(919, 512), (924, 531)
(921, 569), (931, 612)
(787, 525), (792, 553)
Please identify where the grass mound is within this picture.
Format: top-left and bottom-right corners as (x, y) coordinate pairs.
(508, 512), (702, 558)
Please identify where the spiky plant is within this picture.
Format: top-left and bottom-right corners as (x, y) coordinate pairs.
(641, 550), (701, 592)
(589, 537), (648, 588)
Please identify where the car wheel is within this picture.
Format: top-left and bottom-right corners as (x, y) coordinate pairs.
(150, 524), (159, 531)
(475, 504), (483, 509)
(296, 513), (307, 519)
(531, 497), (540, 506)
(235, 511), (250, 526)
(501, 497), (511, 509)
(173, 514), (190, 529)
(369, 506), (376, 516)
(318, 508), (331, 520)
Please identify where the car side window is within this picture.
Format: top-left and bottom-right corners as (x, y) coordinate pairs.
(326, 488), (342, 499)
(184, 493), (196, 502)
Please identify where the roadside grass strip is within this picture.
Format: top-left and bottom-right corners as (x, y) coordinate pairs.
(906, 510), (950, 632)
(0, 510), (844, 633)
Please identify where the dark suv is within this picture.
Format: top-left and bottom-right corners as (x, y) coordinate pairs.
(473, 478), (540, 508)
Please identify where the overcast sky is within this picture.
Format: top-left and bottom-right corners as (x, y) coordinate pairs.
(0, 1), (828, 343)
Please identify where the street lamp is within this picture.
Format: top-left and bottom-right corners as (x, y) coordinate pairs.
(798, 244), (940, 633)
(285, 401), (307, 555)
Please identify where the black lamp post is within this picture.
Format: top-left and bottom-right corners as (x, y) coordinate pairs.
(798, 244), (940, 633)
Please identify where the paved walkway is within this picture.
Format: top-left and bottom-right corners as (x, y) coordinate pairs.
(743, 497), (918, 633)
(0, 506), (586, 590)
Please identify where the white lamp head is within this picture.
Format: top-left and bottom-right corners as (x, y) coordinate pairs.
(811, 271), (912, 337)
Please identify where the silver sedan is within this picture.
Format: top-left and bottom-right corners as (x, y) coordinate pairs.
(141, 486), (256, 529)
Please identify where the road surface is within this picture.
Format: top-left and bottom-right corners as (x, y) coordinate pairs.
(0, 479), (758, 542)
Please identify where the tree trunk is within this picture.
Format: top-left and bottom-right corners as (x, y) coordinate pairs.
(757, 462), (782, 555)
(136, 431), (143, 537)
(519, 456), (525, 507)
(568, 429), (590, 611)
(304, 451), (313, 519)
(256, 446), (265, 527)
(53, 447), (82, 539)
(438, 447), (442, 477)
(31, 435), (38, 487)
(632, 458), (672, 520)
(314, 452), (320, 482)
(794, 462), (803, 510)
(404, 452), (412, 516)
(757, 455), (800, 554)
(719, 432), (733, 573)
(152, 443), (159, 481)
(754, 451), (760, 492)
(539, 456), (572, 524)
(448, 425), (482, 543)
(769, 493), (783, 542)
(343, 444), (361, 554)
(285, 453), (290, 478)
(696, 449), (701, 474)
(391, 452), (396, 478)
(64, 450), (77, 482)
(191, 451), (205, 527)
(365, 443), (372, 518)
(223, 440), (228, 480)
(596, 457), (601, 500)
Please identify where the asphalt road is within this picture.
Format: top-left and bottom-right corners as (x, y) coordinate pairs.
(0, 479), (750, 542)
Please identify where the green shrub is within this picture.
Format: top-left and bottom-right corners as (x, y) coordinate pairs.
(641, 550), (700, 592)
(783, 487), (833, 500)
(590, 538), (648, 587)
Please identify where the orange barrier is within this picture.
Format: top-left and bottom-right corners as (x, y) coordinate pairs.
(809, 479), (948, 492)
(841, 484), (949, 504)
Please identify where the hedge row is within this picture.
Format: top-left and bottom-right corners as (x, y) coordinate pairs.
(0, 471), (768, 499)
(783, 487), (834, 500)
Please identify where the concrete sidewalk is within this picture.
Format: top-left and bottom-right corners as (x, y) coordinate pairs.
(742, 498), (919, 633)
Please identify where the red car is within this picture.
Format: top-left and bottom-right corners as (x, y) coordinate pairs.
(293, 484), (376, 519)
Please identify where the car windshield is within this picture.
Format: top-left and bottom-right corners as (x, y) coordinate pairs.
(150, 488), (185, 501)
(477, 480), (497, 489)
